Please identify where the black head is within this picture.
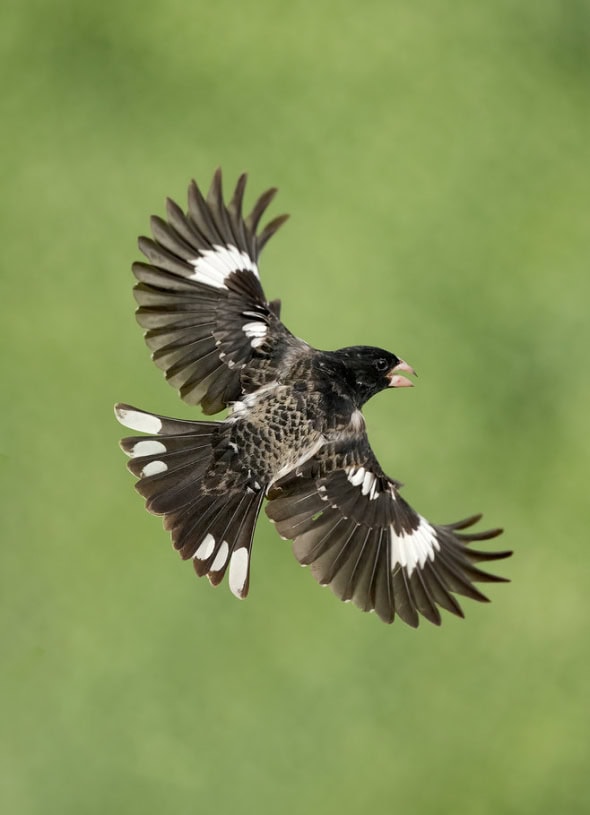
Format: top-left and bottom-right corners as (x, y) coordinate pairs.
(330, 346), (416, 406)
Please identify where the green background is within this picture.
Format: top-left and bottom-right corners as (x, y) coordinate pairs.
(3, 1), (589, 813)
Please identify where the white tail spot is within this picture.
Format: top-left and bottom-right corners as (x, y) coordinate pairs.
(228, 548), (250, 598)
(210, 541), (229, 572)
(131, 440), (167, 458)
(115, 407), (162, 434)
(141, 460), (168, 477)
(194, 533), (216, 561)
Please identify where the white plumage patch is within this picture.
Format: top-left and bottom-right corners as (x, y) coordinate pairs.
(361, 469), (375, 497)
(347, 466), (365, 487)
(347, 465), (379, 499)
(210, 541), (229, 572)
(115, 407), (162, 435)
(349, 409), (366, 432)
(390, 517), (440, 575)
(242, 321), (268, 349)
(189, 245), (258, 289)
(194, 533), (216, 561)
(228, 547), (250, 598)
(141, 460), (168, 477)
(131, 440), (167, 458)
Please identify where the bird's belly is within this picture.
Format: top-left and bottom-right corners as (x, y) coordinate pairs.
(228, 390), (324, 486)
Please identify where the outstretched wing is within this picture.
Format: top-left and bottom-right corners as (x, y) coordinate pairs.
(265, 437), (511, 627)
(133, 169), (292, 414)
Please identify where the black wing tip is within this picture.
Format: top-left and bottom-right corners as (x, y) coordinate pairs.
(137, 234), (151, 252)
(447, 514), (503, 534)
(464, 526), (505, 543)
(483, 547), (513, 560)
(258, 213), (290, 251)
(165, 195), (183, 213)
(183, 170), (287, 258)
(188, 177), (201, 196)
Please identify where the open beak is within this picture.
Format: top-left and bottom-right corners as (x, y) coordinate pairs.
(386, 359), (417, 388)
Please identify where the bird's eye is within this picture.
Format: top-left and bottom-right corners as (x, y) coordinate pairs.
(374, 358), (389, 372)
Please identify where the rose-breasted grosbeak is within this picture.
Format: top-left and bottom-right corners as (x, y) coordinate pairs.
(115, 170), (510, 627)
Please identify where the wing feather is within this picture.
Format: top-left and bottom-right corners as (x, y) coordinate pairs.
(266, 436), (511, 627)
(133, 170), (296, 414)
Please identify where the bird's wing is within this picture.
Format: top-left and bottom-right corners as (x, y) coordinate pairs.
(133, 169), (295, 414)
(265, 436), (511, 627)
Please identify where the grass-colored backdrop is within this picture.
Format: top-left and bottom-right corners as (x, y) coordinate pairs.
(2, 2), (589, 813)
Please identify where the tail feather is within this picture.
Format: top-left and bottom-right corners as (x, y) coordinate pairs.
(191, 490), (264, 597)
(116, 403), (211, 436)
(115, 403), (264, 598)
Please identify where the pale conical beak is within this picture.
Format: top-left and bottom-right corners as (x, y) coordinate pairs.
(386, 359), (417, 388)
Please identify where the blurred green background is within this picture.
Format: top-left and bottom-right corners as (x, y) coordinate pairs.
(2, 1), (589, 813)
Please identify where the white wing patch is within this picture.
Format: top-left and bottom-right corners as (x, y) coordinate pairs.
(189, 245), (258, 289)
(361, 469), (375, 496)
(242, 321), (268, 349)
(347, 466), (380, 500)
(347, 467), (365, 487)
(390, 517), (440, 575)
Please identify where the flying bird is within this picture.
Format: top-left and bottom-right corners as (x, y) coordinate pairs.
(115, 169), (511, 627)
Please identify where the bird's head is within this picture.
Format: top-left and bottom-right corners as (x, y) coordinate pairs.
(331, 346), (416, 406)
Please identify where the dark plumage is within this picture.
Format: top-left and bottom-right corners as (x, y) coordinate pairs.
(115, 169), (511, 626)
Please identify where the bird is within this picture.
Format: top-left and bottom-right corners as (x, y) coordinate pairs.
(115, 168), (511, 627)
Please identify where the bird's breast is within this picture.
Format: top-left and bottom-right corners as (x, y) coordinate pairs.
(225, 385), (326, 486)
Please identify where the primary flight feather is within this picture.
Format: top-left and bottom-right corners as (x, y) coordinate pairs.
(115, 169), (511, 627)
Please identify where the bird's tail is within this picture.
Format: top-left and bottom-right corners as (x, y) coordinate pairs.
(115, 403), (264, 598)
